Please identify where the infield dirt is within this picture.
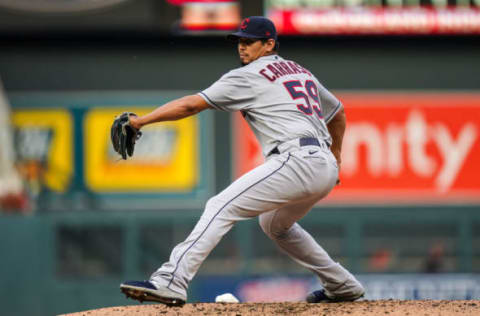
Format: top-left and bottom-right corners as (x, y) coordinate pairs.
(61, 299), (479, 316)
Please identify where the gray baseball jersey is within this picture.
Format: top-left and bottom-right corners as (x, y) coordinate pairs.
(199, 54), (342, 157)
(149, 54), (364, 302)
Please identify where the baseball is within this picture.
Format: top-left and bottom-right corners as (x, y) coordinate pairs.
(215, 293), (239, 303)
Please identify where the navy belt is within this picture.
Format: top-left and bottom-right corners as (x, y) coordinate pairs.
(268, 137), (324, 157)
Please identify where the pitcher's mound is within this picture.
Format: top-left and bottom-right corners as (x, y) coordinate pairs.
(61, 300), (479, 316)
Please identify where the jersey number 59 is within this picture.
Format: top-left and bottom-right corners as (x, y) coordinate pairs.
(283, 80), (323, 119)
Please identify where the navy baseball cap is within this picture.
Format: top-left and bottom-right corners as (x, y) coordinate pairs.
(227, 16), (277, 41)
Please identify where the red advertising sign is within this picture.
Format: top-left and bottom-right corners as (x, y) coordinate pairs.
(233, 92), (480, 204)
(268, 8), (480, 35)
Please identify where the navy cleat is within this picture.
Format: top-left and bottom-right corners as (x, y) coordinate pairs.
(306, 288), (364, 303)
(120, 280), (186, 306)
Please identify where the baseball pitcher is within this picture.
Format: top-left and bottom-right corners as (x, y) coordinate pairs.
(117, 16), (364, 306)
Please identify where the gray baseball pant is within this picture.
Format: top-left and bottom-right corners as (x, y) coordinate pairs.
(150, 142), (363, 298)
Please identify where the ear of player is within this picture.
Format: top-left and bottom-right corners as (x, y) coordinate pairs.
(110, 112), (142, 160)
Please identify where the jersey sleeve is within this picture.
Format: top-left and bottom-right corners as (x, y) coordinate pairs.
(318, 82), (342, 124)
(198, 69), (255, 112)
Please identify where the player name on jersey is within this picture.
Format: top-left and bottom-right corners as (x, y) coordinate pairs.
(259, 61), (312, 82)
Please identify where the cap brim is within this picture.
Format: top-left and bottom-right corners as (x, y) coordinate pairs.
(226, 31), (265, 41)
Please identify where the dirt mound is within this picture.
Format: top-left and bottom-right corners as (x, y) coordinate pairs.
(61, 300), (480, 316)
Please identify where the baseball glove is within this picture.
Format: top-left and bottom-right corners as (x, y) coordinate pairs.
(111, 112), (142, 160)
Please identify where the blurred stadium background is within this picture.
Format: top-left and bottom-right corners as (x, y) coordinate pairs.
(0, 0), (479, 315)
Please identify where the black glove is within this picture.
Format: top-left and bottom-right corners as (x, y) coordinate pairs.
(111, 112), (142, 160)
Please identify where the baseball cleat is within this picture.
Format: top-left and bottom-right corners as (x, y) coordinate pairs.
(120, 280), (186, 306)
(306, 289), (365, 303)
